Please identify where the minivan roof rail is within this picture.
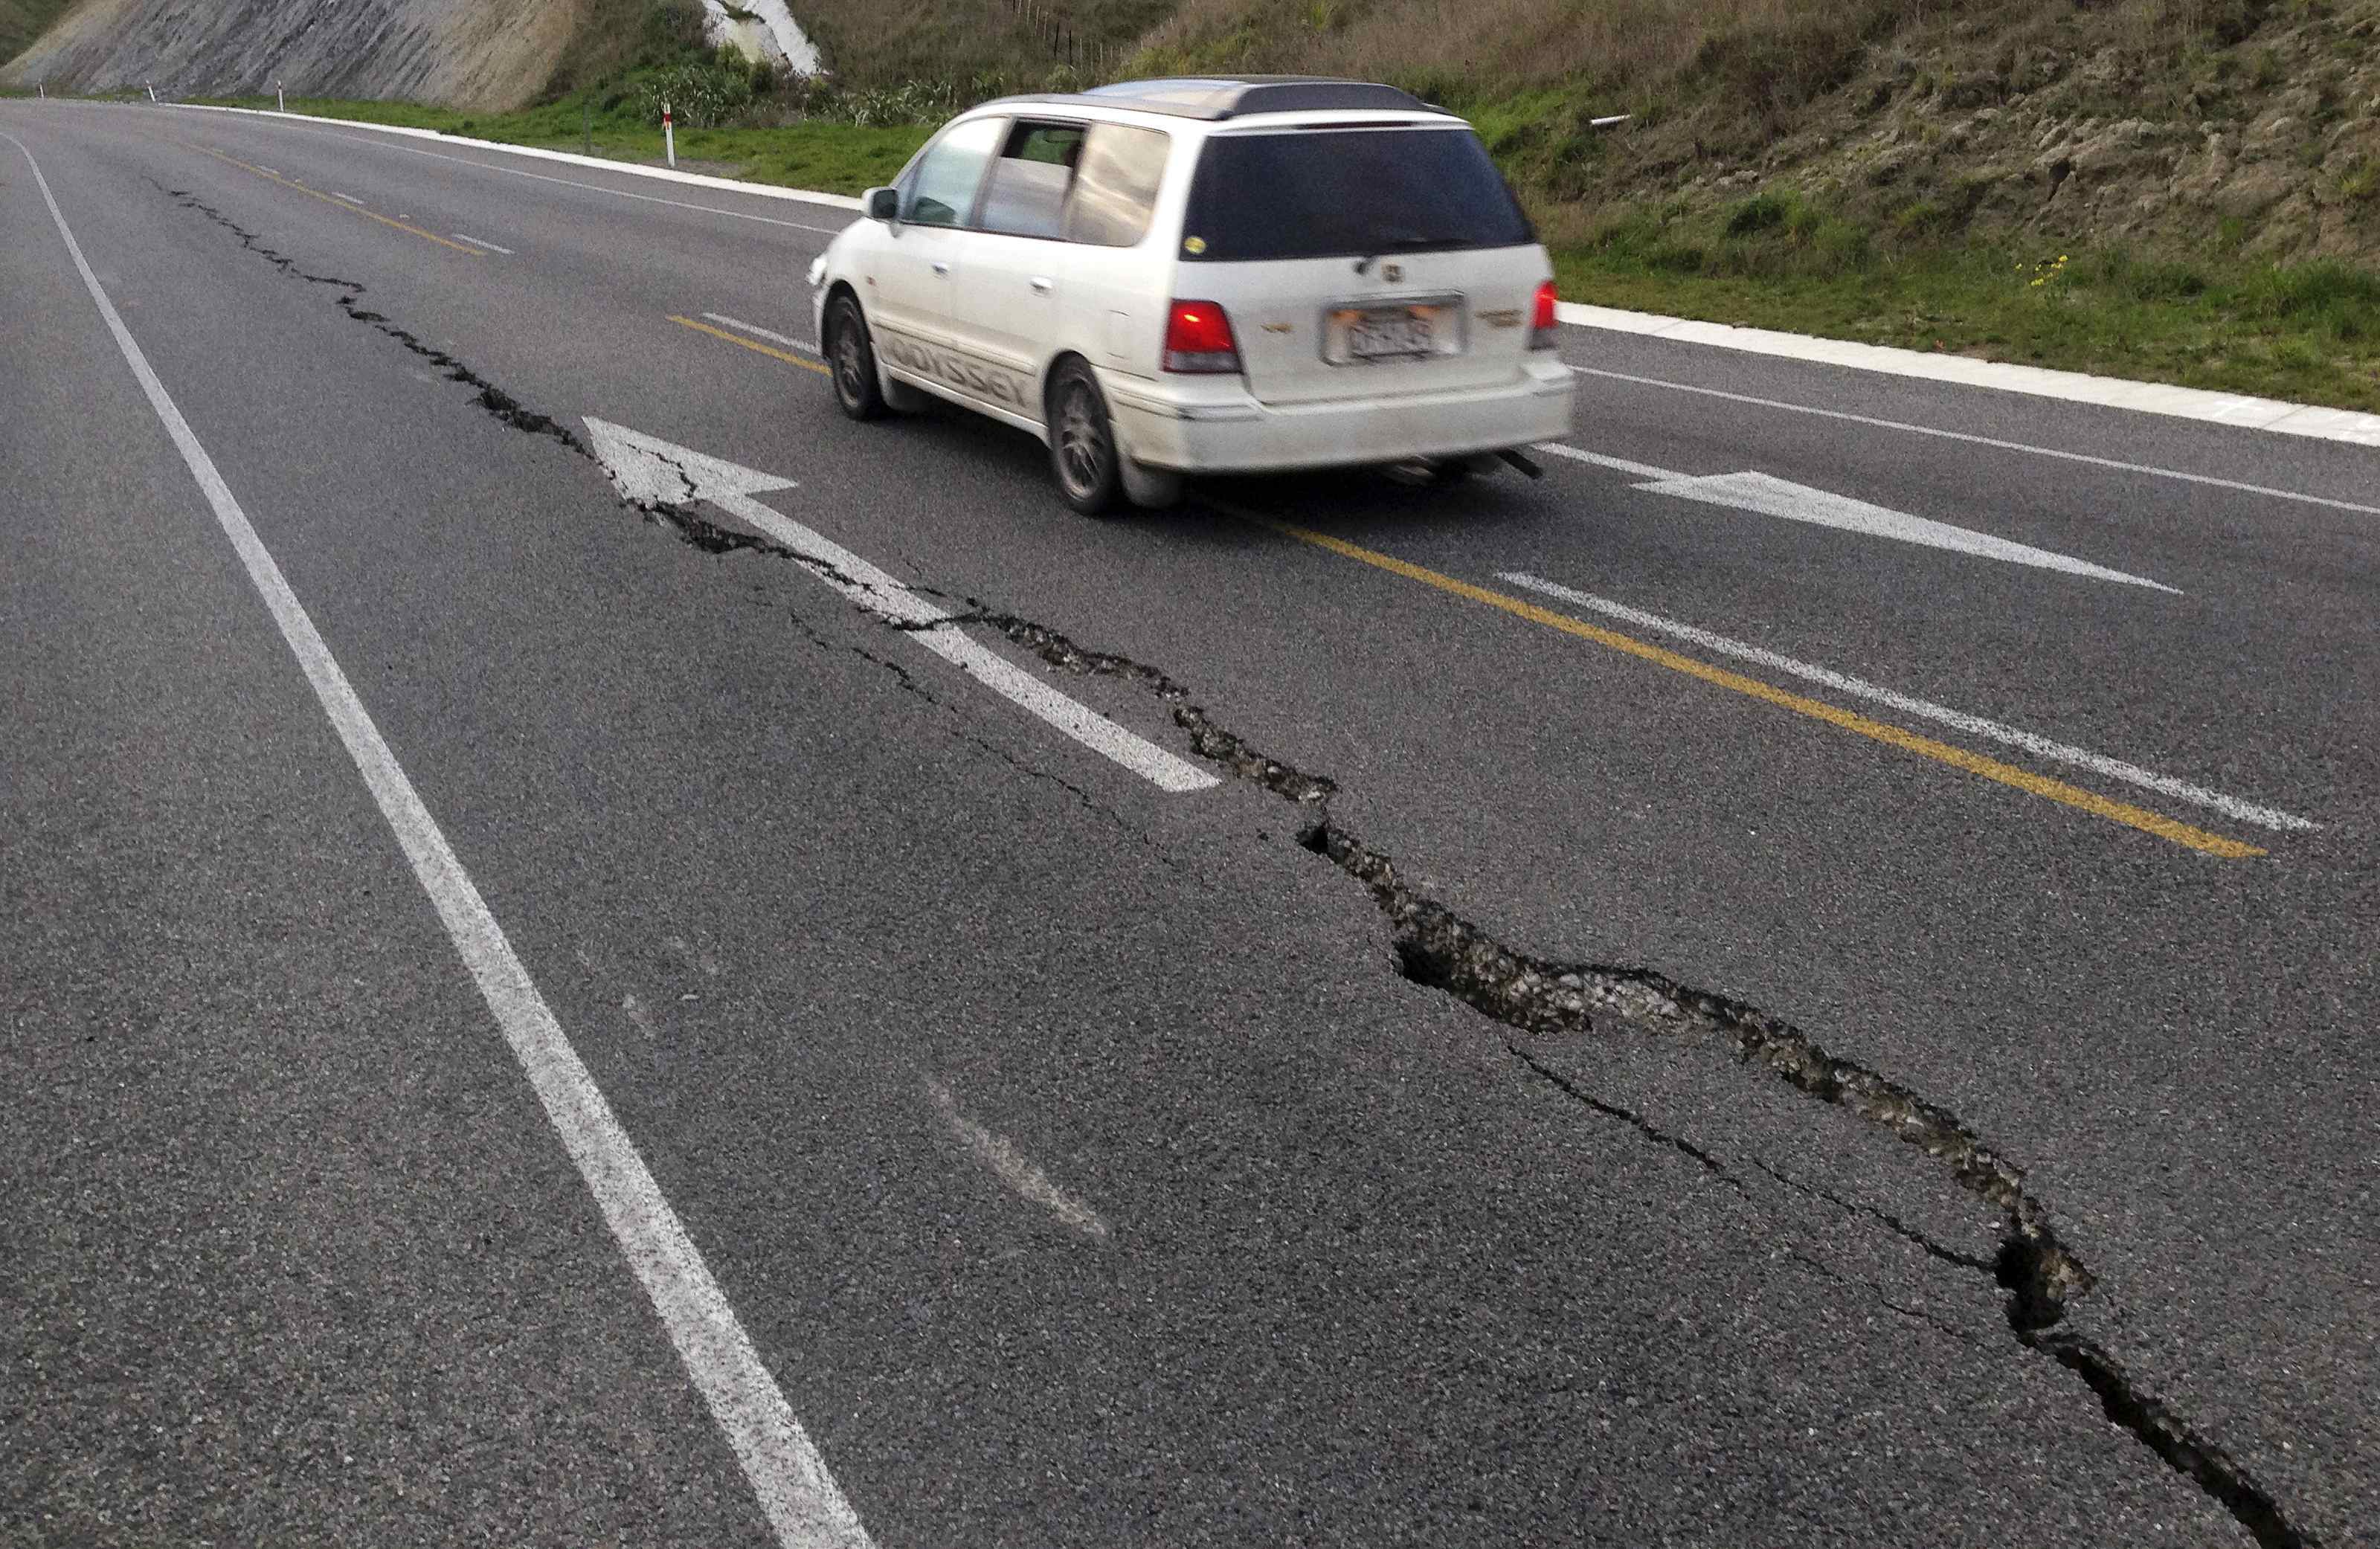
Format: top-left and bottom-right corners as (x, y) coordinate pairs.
(979, 77), (1453, 121)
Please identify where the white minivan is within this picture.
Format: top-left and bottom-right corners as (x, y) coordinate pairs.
(807, 77), (1577, 513)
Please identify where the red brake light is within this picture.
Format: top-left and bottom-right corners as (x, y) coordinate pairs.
(1163, 300), (1241, 373)
(1530, 280), (1558, 350)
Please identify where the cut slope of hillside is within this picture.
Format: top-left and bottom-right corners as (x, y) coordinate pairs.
(0, 0), (581, 110)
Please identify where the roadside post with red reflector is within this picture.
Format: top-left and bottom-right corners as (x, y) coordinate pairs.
(663, 100), (675, 167)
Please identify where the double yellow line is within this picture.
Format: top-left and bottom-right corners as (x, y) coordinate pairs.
(192, 145), (484, 256)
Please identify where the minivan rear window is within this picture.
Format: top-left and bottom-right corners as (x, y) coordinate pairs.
(1177, 128), (1533, 263)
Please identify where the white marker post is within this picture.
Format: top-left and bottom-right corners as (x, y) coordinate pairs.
(277, 80), (285, 113)
(147, 82), (156, 103)
(663, 100), (675, 167)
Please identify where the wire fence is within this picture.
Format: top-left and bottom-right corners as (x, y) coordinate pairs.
(999, 0), (1127, 80)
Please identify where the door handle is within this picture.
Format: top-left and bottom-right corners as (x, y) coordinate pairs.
(1029, 275), (1054, 293)
(931, 260), (950, 276)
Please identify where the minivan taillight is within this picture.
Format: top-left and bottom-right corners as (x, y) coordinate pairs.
(1530, 280), (1559, 350)
(1163, 300), (1241, 373)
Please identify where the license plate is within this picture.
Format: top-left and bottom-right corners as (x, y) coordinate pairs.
(1349, 309), (1432, 358)
(1329, 303), (1453, 363)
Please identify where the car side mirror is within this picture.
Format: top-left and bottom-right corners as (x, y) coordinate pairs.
(866, 186), (900, 222)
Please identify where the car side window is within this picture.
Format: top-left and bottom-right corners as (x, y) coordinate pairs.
(976, 122), (1085, 239)
(1061, 124), (1171, 248)
(902, 117), (1006, 228)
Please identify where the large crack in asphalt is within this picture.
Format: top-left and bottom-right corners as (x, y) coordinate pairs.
(937, 609), (2317, 1549)
(164, 182), (2312, 1545)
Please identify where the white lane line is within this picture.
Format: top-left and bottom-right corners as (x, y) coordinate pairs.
(331, 190), (362, 204)
(703, 312), (817, 354)
(451, 233), (514, 254)
(585, 417), (1220, 794)
(255, 165), (278, 175)
(925, 1078), (1110, 1240)
(6, 129), (876, 1549)
(1496, 570), (2315, 833)
(1536, 442), (1676, 480)
(1572, 367), (2380, 518)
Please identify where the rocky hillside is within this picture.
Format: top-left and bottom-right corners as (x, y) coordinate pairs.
(1, 0), (580, 110)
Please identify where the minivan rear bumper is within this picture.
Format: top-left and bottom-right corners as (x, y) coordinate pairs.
(1104, 360), (1576, 474)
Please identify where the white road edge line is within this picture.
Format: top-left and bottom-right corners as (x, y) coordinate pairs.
(3, 129), (876, 1549)
(925, 1078), (1110, 1240)
(703, 312), (818, 354)
(1556, 300), (2380, 448)
(452, 233), (514, 254)
(1564, 368), (2380, 518)
(1496, 569), (2315, 833)
(173, 103), (851, 234)
(156, 103), (2379, 450)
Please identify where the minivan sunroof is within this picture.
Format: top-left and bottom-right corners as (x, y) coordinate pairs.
(982, 77), (1450, 121)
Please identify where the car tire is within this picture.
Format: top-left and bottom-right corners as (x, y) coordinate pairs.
(1048, 359), (1125, 515)
(826, 293), (887, 422)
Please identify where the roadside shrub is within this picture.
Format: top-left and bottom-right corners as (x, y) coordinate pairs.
(635, 59), (753, 126)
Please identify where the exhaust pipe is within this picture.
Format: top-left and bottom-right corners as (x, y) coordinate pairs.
(1496, 448), (1544, 480)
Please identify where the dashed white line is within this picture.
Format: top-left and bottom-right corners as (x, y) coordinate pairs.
(926, 1078), (1110, 1240)
(331, 190), (362, 204)
(7, 128), (875, 1549)
(452, 233), (514, 254)
(1496, 569), (2315, 833)
(703, 312), (817, 354)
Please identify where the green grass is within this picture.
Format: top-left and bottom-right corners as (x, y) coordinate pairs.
(1553, 190), (2380, 413)
(196, 92), (930, 196)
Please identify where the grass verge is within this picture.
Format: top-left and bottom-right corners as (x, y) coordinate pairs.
(181, 97), (2380, 413)
(1559, 192), (2380, 413)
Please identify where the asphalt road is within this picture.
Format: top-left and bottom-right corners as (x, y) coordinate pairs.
(4, 98), (2374, 1548)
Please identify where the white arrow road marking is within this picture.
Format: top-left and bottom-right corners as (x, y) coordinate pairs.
(584, 419), (1218, 793)
(1538, 444), (2178, 592)
(1499, 570), (2313, 833)
(7, 129), (875, 1549)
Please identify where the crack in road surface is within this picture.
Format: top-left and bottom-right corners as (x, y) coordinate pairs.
(164, 182), (2314, 1546)
(954, 608), (2317, 1549)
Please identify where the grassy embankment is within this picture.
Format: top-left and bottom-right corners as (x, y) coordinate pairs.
(196, 0), (2380, 410)
(0, 0), (71, 68)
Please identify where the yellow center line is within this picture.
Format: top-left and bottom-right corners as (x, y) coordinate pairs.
(1231, 508), (2263, 860)
(669, 314), (832, 376)
(190, 146), (483, 255)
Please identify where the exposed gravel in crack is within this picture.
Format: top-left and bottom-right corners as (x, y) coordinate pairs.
(956, 607), (2318, 1549)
